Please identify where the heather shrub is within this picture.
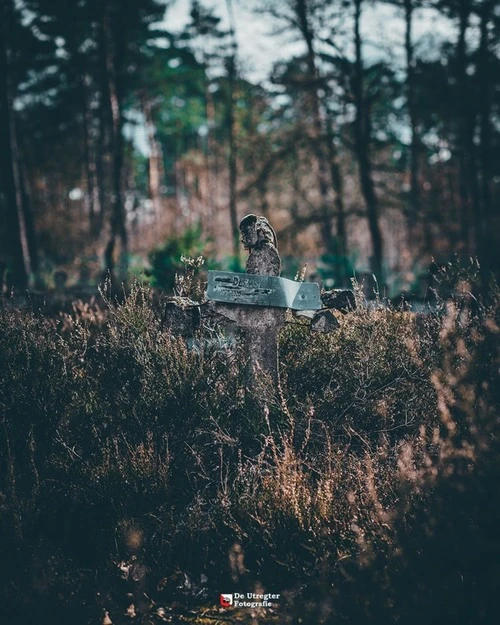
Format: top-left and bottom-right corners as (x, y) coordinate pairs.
(281, 292), (500, 624)
(0, 279), (498, 624)
(280, 303), (440, 443)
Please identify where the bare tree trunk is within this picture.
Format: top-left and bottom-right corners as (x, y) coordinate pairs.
(19, 156), (38, 280)
(295, 0), (336, 257)
(225, 0), (240, 266)
(68, 28), (97, 237)
(404, 0), (420, 249)
(353, 0), (383, 279)
(294, 0), (348, 284)
(456, 0), (481, 255)
(101, 1), (128, 281)
(477, 0), (496, 277)
(64, 16), (102, 240)
(456, 2), (469, 250)
(204, 63), (217, 237)
(142, 94), (164, 222)
(97, 4), (111, 243)
(227, 54), (239, 264)
(0, 0), (31, 289)
(325, 110), (349, 284)
(95, 93), (106, 237)
(81, 74), (98, 235)
(95, 12), (109, 241)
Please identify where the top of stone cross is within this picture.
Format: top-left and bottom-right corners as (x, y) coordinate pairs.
(239, 214), (281, 277)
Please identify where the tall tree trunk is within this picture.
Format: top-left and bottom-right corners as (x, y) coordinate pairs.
(63, 11), (102, 240)
(456, 1), (469, 250)
(19, 157), (38, 280)
(477, 0), (496, 277)
(95, 93), (106, 237)
(95, 12), (109, 240)
(456, 0), (480, 255)
(97, 3), (111, 243)
(202, 59), (216, 236)
(101, 1), (128, 281)
(81, 74), (99, 235)
(353, 0), (383, 279)
(225, 0), (240, 266)
(295, 0), (348, 284)
(0, 0), (31, 289)
(295, 0), (337, 258)
(67, 25), (98, 237)
(404, 0), (420, 249)
(142, 94), (164, 223)
(326, 110), (349, 284)
(227, 53), (239, 264)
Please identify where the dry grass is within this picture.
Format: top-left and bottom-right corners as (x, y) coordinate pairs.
(0, 278), (498, 624)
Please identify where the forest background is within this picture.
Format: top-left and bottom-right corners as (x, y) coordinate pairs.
(2, 0), (499, 294)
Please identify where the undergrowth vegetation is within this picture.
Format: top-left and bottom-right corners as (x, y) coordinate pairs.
(0, 279), (498, 624)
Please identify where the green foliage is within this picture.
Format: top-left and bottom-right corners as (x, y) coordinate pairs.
(317, 252), (356, 288)
(148, 225), (210, 291)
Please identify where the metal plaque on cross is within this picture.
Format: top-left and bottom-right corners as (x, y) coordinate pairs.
(206, 271), (321, 311)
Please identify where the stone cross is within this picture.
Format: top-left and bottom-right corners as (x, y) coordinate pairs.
(206, 214), (320, 389)
(161, 214), (356, 392)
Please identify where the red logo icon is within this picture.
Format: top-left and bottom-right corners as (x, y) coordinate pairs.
(220, 594), (233, 607)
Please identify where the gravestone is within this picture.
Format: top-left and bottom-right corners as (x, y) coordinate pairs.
(206, 214), (321, 388)
(162, 213), (356, 391)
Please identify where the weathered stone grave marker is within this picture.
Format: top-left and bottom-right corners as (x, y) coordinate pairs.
(162, 213), (356, 391)
(206, 214), (322, 387)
